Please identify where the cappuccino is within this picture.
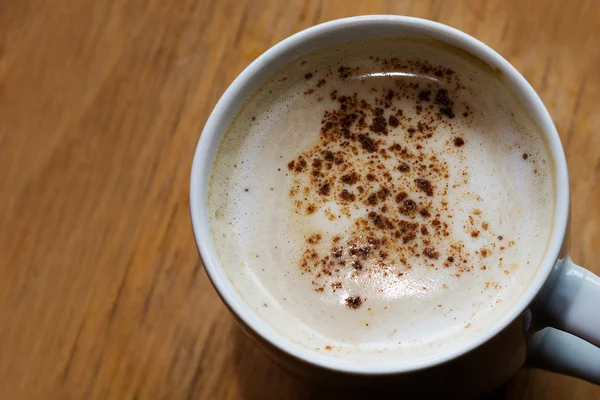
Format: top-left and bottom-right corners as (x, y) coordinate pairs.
(208, 38), (554, 363)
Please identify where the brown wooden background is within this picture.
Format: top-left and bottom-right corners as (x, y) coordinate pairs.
(1, 0), (600, 398)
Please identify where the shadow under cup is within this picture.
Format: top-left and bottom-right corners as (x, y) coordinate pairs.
(190, 15), (570, 395)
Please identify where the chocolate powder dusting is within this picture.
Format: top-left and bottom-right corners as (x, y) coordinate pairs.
(435, 89), (455, 118)
(338, 66), (352, 80)
(423, 247), (440, 259)
(345, 296), (363, 309)
(440, 107), (455, 119)
(435, 89), (452, 106)
(415, 178), (434, 196)
(341, 172), (359, 185)
(285, 56), (499, 296)
(398, 163), (410, 173)
(339, 189), (356, 202)
(418, 90), (431, 101)
(454, 137), (465, 147)
(319, 183), (331, 196)
(399, 198), (417, 215)
(370, 115), (388, 134)
(358, 134), (378, 152)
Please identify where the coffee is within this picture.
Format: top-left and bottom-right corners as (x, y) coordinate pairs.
(208, 38), (554, 363)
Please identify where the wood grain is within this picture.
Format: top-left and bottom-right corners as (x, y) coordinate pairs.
(1, 0), (599, 398)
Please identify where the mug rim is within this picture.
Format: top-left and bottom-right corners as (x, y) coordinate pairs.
(190, 15), (569, 375)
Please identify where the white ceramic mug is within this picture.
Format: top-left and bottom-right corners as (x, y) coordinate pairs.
(190, 16), (600, 396)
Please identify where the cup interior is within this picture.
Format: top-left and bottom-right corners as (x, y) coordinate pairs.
(190, 15), (569, 374)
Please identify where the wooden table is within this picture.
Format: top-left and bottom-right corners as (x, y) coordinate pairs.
(1, 0), (599, 398)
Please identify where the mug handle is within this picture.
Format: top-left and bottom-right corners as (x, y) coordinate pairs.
(528, 257), (600, 383)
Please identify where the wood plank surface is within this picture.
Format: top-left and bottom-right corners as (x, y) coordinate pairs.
(1, 0), (599, 398)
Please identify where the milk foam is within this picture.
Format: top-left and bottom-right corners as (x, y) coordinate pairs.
(208, 38), (554, 364)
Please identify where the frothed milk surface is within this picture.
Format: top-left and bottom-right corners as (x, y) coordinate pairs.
(208, 38), (554, 363)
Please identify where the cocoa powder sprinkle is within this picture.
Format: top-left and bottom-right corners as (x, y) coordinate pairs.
(345, 296), (363, 309)
(423, 247), (440, 259)
(415, 178), (434, 196)
(283, 56), (498, 296)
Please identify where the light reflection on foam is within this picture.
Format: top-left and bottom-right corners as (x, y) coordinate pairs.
(379, 274), (434, 299)
(351, 71), (441, 83)
(337, 260), (441, 302)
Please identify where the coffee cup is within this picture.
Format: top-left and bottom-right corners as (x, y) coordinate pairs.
(190, 16), (600, 396)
